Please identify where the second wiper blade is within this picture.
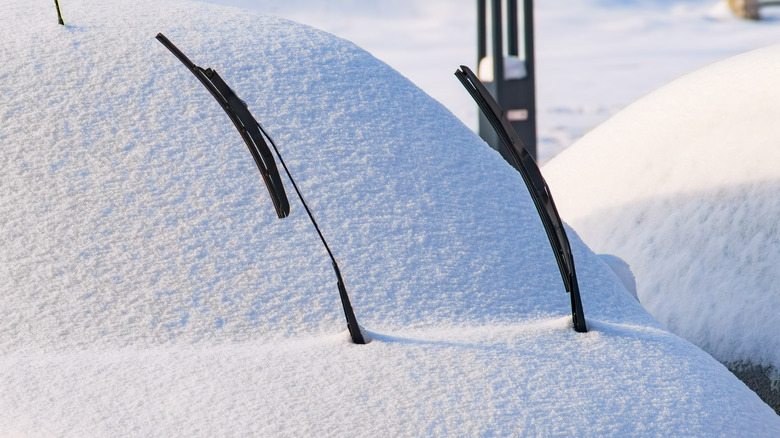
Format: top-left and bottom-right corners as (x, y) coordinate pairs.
(156, 33), (290, 219)
(455, 65), (587, 333)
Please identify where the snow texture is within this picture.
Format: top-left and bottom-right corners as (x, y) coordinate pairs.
(1, 0), (779, 435)
(544, 43), (780, 377)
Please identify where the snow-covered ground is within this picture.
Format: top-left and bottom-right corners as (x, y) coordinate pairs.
(200, 0), (780, 162)
(3, 0), (780, 435)
(544, 42), (780, 392)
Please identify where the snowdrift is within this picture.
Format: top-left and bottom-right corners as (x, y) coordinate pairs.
(1, 0), (778, 434)
(544, 43), (780, 408)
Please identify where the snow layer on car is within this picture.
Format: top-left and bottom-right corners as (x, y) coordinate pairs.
(1, 0), (778, 434)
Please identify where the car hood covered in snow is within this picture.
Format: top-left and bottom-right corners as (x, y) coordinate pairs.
(1, 0), (778, 435)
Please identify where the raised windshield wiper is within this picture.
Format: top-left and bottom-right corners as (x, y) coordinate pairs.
(156, 33), (366, 344)
(156, 33), (289, 219)
(455, 65), (587, 333)
(54, 0), (65, 25)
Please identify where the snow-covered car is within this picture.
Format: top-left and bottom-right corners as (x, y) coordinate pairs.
(1, 0), (778, 435)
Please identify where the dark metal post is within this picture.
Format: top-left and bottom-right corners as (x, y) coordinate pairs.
(507, 0), (519, 56)
(491, 0), (504, 92)
(478, 0), (487, 61)
(476, 0), (538, 161)
(522, 0), (537, 159)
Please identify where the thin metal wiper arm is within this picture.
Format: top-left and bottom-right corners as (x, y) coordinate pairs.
(156, 33), (366, 344)
(257, 123), (366, 344)
(455, 65), (587, 333)
(54, 0), (65, 25)
(156, 33), (290, 219)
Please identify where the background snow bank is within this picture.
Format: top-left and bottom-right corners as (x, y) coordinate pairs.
(1, 0), (779, 434)
(544, 43), (780, 380)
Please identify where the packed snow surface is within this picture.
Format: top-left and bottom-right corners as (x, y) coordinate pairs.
(1, 0), (779, 435)
(544, 44), (780, 376)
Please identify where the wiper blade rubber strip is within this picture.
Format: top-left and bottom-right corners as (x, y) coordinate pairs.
(156, 33), (290, 219)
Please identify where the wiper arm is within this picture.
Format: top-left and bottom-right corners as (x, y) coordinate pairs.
(54, 0), (65, 25)
(156, 33), (290, 219)
(156, 33), (365, 344)
(256, 123), (366, 345)
(455, 65), (587, 333)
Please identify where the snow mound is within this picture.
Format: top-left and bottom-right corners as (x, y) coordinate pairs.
(2, 0), (779, 434)
(0, 0), (644, 352)
(5, 322), (779, 436)
(544, 43), (780, 374)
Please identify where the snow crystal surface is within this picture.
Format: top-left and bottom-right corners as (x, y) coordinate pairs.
(1, 0), (779, 435)
(544, 44), (780, 375)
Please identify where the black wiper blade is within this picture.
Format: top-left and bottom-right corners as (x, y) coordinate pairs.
(156, 33), (365, 344)
(455, 65), (587, 333)
(54, 0), (65, 25)
(156, 33), (290, 219)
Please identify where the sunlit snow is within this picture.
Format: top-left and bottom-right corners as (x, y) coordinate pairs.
(1, 0), (779, 435)
(545, 43), (780, 379)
